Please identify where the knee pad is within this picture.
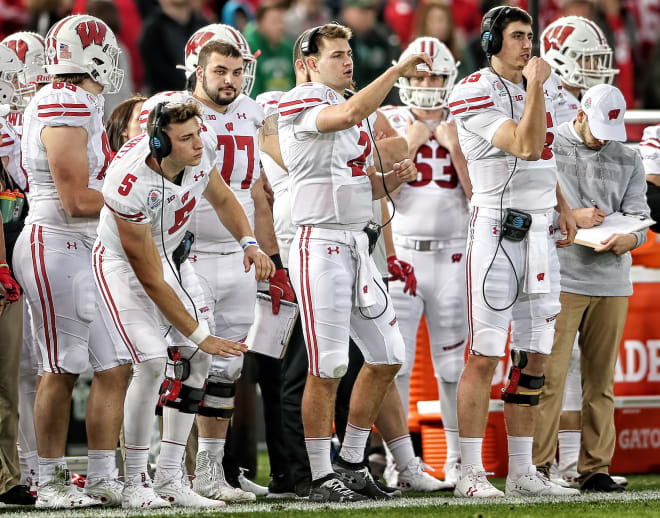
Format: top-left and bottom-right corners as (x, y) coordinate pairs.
(209, 353), (244, 383)
(156, 348), (208, 414)
(159, 381), (205, 413)
(199, 376), (236, 419)
(432, 352), (465, 383)
(73, 270), (97, 323)
(501, 350), (545, 406)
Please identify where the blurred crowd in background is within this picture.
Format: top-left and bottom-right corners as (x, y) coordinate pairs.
(1, 0), (658, 116)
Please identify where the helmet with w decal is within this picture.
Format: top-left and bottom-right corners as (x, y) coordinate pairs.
(396, 37), (458, 110)
(0, 44), (34, 110)
(541, 16), (618, 91)
(182, 24), (256, 96)
(45, 14), (124, 94)
(1, 31), (52, 86)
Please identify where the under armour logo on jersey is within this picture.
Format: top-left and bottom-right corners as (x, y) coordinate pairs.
(363, 285), (368, 293)
(328, 246), (340, 255)
(225, 122), (234, 132)
(191, 255), (198, 262)
(237, 113), (247, 119)
(199, 305), (209, 312)
(537, 273), (545, 282)
(76, 20), (107, 49)
(549, 225), (554, 236)
(451, 253), (462, 263)
(194, 171), (205, 181)
(66, 241), (77, 249)
(492, 226), (499, 235)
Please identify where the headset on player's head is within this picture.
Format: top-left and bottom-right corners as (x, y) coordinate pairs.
(480, 5), (512, 58)
(300, 25), (323, 56)
(149, 102), (172, 163)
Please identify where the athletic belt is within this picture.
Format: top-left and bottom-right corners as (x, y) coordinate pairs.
(312, 223), (366, 232)
(394, 236), (465, 251)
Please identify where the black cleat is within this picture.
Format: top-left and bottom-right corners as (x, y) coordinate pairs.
(333, 458), (393, 500)
(0, 485), (36, 505)
(580, 473), (625, 493)
(309, 474), (368, 502)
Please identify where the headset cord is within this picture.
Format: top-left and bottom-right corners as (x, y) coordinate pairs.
(481, 56), (521, 312)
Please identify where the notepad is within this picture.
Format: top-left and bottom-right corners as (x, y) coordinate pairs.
(575, 212), (655, 249)
(245, 293), (299, 359)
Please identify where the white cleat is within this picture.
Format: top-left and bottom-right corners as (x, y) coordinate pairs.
(238, 468), (268, 497)
(454, 465), (504, 498)
(443, 461), (461, 488)
(84, 477), (123, 506)
(383, 461), (399, 489)
(122, 473), (171, 509)
(611, 475), (628, 487)
(396, 457), (453, 492)
(506, 466), (580, 497)
(193, 452), (256, 502)
(36, 467), (101, 509)
(155, 471), (226, 508)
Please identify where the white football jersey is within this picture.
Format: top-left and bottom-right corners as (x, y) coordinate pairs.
(97, 132), (216, 260)
(640, 124), (660, 175)
(448, 68), (562, 211)
(0, 114), (25, 190)
(380, 105), (469, 241)
(278, 82), (375, 226)
(189, 94), (263, 253)
(22, 82), (112, 237)
(554, 86), (579, 125)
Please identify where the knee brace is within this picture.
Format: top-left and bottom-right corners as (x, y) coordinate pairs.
(198, 376), (235, 420)
(501, 350), (545, 406)
(156, 347), (205, 414)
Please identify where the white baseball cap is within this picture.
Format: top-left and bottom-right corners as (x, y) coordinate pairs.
(580, 83), (627, 142)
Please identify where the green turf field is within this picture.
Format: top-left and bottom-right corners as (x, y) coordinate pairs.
(2, 452), (659, 518)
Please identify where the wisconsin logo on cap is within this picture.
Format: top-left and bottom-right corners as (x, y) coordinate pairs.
(608, 109), (620, 120)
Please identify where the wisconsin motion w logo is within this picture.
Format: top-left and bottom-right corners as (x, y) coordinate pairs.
(543, 25), (575, 53)
(76, 21), (107, 49)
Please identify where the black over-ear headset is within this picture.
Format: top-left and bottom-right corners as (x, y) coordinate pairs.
(149, 102), (172, 162)
(300, 26), (322, 56)
(480, 6), (512, 57)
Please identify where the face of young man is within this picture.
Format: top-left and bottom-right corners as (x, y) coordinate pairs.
(497, 21), (533, 71)
(577, 110), (607, 150)
(312, 37), (353, 92)
(122, 101), (144, 143)
(409, 75), (446, 88)
(197, 51), (244, 107)
(166, 117), (205, 166)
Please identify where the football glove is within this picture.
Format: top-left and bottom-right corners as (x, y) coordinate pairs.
(269, 268), (295, 315)
(387, 256), (417, 296)
(0, 264), (20, 302)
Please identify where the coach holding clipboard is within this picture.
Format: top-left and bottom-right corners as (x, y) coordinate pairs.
(533, 84), (651, 493)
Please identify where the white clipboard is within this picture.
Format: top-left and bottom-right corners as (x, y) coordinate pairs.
(575, 212), (655, 249)
(245, 293), (299, 359)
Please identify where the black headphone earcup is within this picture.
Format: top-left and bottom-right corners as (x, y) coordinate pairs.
(490, 31), (502, 55)
(480, 30), (491, 55)
(149, 102), (172, 160)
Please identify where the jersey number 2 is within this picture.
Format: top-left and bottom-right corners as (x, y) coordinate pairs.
(347, 131), (372, 177)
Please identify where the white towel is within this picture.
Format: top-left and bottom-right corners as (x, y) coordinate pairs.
(524, 214), (551, 294)
(353, 232), (378, 308)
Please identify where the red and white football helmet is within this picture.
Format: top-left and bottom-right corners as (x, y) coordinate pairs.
(0, 44), (34, 110)
(1, 31), (52, 85)
(45, 15), (124, 94)
(541, 16), (618, 91)
(182, 24), (256, 96)
(396, 37), (458, 110)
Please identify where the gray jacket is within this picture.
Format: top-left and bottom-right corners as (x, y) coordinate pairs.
(554, 121), (650, 297)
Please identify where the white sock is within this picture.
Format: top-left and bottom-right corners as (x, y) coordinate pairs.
(157, 406), (196, 480)
(157, 440), (186, 480)
(21, 450), (39, 486)
(305, 437), (333, 481)
(386, 434), (415, 471)
(444, 428), (460, 465)
(87, 449), (116, 481)
(459, 437), (484, 475)
(125, 444), (150, 480)
(198, 438), (225, 462)
(38, 457), (66, 486)
(339, 423), (371, 464)
(558, 430), (581, 473)
(507, 435), (534, 480)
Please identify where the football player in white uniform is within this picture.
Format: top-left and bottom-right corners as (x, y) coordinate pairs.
(381, 36), (471, 488)
(11, 15), (134, 509)
(278, 23), (433, 501)
(94, 99), (273, 508)
(448, 6), (578, 498)
(535, 15), (623, 488)
(181, 26), (292, 501)
(1, 30), (51, 494)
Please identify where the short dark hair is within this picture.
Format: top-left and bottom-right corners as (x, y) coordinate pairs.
(198, 40), (242, 70)
(488, 6), (532, 35)
(106, 95), (147, 152)
(256, 1), (287, 22)
(53, 73), (90, 85)
(293, 23), (352, 62)
(146, 100), (202, 135)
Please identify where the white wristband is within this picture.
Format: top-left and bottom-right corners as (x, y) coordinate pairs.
(240, 236), (258, 250)
(187, 321), (210, 346)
